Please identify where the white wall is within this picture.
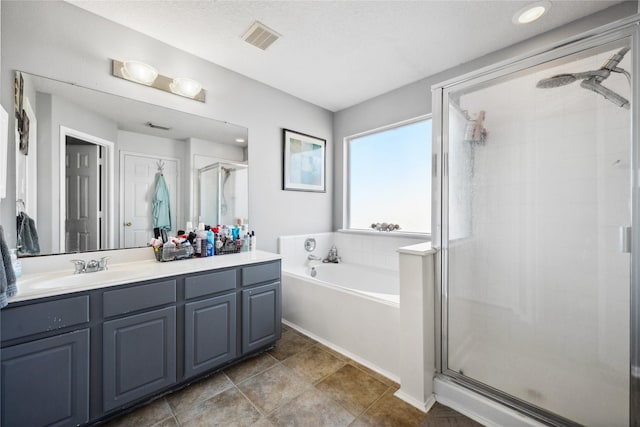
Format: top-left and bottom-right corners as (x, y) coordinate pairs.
(0, 1), (333, 253)
(332, 1), (637, 230)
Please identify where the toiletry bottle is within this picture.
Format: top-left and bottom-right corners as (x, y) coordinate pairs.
(207, 229), (215, 257)
(250, 231), (256, 251)
(195, 228), (206, 256)
(215, 234), (223, 254)
(242, 233), (250, 252)
(10, 249), (21, 277)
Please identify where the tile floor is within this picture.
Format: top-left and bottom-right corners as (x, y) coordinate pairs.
(104, 325), (481, 426)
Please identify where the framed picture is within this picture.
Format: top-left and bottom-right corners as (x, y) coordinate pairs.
(282, 128), (326, 192)
(19, 109), (29, 155)
(14, 72), (23, 124)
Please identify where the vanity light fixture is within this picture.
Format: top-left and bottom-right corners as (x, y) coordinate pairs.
(111, 59), (205, 102)
(235, 138), (246, 143)
(512, 0), (551, 24)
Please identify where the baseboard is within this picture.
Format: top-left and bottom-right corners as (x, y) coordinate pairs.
(393, 389), (436, 413)
(282, 318), (400, 384)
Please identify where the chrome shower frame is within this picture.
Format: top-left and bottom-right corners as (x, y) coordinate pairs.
(431, 15), (640, 427)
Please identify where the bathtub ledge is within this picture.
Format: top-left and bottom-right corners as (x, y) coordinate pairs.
(397, 242), (436, 256)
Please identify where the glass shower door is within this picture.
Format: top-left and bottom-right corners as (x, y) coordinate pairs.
(443, 40), (632, 426)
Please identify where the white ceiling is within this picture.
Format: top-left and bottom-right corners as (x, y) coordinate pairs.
(68, 0), (624, 112)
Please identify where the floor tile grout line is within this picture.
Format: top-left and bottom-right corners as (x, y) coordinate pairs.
(311, 382), (365, 421)
(233, 383), (271, 420)
(233, 359), (284, 387)
(351, 383), (395, 423)
(165, 374), (236, 425)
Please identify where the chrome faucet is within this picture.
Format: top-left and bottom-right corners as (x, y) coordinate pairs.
(70, 256), (110, 274)
(324, 245), (341, 263)
(307, 254), (322, 261)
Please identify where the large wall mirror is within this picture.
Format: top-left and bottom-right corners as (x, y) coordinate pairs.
(13, 71), (249, 257)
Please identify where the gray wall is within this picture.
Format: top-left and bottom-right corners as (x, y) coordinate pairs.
(332, 1), (638, 230)
(36, 92), (119, 253)
(0, 1), (333, 253)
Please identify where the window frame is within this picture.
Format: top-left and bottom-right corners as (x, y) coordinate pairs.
(343, 114), (432, 237)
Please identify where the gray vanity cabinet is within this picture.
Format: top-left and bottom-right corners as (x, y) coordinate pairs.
(1, 258), (281, 426)
(184, 294), (237, 378)
(0, 295), (91, 427)
(102, 280), (177, 412)
(1, 329), (90, 427)
(183, 269), (238, 379)
(241, 262), (282, 354)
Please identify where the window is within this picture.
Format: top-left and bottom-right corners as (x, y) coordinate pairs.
(346, 116), (431, 234)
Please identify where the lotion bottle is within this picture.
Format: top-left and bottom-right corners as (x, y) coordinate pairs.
(250, 231), (256, 251)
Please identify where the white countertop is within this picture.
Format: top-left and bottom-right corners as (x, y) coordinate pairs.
(10, 250), (281, 303)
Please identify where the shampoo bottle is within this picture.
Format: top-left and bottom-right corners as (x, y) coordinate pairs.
(207, 230), (215, 257)
(250, 231), (256, 252)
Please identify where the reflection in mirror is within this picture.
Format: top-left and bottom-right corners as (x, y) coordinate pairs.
(198, 162), (248, 227)
(13, 71), (248, 257)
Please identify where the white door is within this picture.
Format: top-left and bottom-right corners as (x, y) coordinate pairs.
(66, 141), (100, 252)
(121, 154), (178, 248)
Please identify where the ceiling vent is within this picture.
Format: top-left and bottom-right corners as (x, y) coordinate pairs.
(242, 21), (281, 50)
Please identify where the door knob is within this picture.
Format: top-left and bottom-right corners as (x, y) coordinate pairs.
(124, 221), (132, 227)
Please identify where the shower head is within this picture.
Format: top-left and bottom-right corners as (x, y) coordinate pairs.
(580, 78), (630, 109)
(536, 74), (577, 88)
(536, 47), (630, 108)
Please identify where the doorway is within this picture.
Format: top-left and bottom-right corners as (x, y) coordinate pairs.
(59, 127), (114, 253)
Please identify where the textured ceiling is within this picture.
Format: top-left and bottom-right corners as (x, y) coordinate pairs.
(68, 1), (624, 112)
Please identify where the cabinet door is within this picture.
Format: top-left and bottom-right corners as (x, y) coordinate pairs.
(1, 329), (90, 427)
(242, 282), (281, 354)
(184, 293), (237, 379)
(103, 306), (176, 412)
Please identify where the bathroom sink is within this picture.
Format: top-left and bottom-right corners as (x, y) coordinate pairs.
(21, 269), (136, 290)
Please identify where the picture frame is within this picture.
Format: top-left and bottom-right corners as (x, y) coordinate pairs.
(282, 128), (326, 192)
(14, 72), (23, 126)
(19, 109), (30, 155)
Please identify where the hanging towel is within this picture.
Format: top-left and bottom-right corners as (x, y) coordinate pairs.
(16, 211), (40, 255)
(0, 226), (17, 309)
(152, 172), (172, 231)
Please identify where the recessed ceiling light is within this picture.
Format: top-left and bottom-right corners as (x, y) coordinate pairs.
(513, 1), (551, 24)
(235, 138), (245, 143)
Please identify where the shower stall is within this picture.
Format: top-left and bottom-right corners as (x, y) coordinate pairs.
(432, 20), (638, 426)
(197, 162), (248, 227)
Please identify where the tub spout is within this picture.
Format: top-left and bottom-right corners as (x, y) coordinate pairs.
(307, 254), (322, 261)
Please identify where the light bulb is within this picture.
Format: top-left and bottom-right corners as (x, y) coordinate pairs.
(121, 60), (158, 85)
(170, 77), (202, 98)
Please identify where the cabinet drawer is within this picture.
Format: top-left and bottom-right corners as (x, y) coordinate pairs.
(2, 295), (89, 341)
(185, 269), (236, 300)
(241, 261), (281, 287)
(103, 280), (176, 318)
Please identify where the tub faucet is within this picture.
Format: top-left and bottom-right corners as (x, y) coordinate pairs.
(324, 245), (341, 263)
(307, 254), (322, 261)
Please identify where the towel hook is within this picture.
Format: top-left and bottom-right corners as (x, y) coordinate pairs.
(16, 199), (25, 212)
(156, 160), (165, 173)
